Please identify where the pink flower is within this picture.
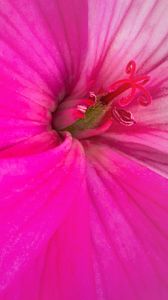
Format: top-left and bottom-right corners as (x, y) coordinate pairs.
(0, 1), (168, 299)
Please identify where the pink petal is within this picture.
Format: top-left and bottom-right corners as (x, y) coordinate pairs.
(0, 133), (93, 300)
(75, 1), (168, 179)
(100, 93), (168, 177)
(2, 174), (96, 300)
(0, 0), (88, 148)
(79, 1), (168, 94)
(85, 141), (168, 300)
(1, 1), (168, 300)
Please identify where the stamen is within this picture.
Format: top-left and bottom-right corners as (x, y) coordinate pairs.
(112, 106), (135, 126)
(89, 91), (97, 103)
(77, 104), (88, 114)
(57, 60), (151, 136)
(95, 60), (152, 126)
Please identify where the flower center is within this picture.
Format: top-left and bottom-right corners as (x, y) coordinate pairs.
(53, 60), (152, 138)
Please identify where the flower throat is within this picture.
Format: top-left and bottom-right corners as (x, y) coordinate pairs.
(59, 61), (152, 138)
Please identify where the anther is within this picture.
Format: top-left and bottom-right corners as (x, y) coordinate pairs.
(77, 104), (88, 114)
(112, 106), (135, 126)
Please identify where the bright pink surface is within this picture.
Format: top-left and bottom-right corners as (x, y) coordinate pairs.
(0, 1), (168, 300)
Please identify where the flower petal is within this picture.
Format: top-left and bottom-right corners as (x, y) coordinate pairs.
(85, 141), (168, 300)
(75, 0), (168, 179)
(0, 134), (91, 298)
(2, 173), (96, 300)
(0, 0), (88, 148)
(79, 0), (168, 93)
(100, 92), (168, 177)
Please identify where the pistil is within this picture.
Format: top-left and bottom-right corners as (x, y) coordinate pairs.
(56, 60), (152, 137)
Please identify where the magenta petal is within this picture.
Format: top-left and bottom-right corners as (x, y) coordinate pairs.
(0, 1), (168, 299)
(0, 0), (88, 147)
(3, 177), (96, 300)
(0, 134), (95, 299)
(85, 141), (168, 300)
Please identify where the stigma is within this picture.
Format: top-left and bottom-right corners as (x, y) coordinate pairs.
(90, 60), (152, 126)
(55, 60), (152, 138)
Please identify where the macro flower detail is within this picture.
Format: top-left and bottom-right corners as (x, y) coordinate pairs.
(55, 60), (152, 139)
(0, 1), (168, 300)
